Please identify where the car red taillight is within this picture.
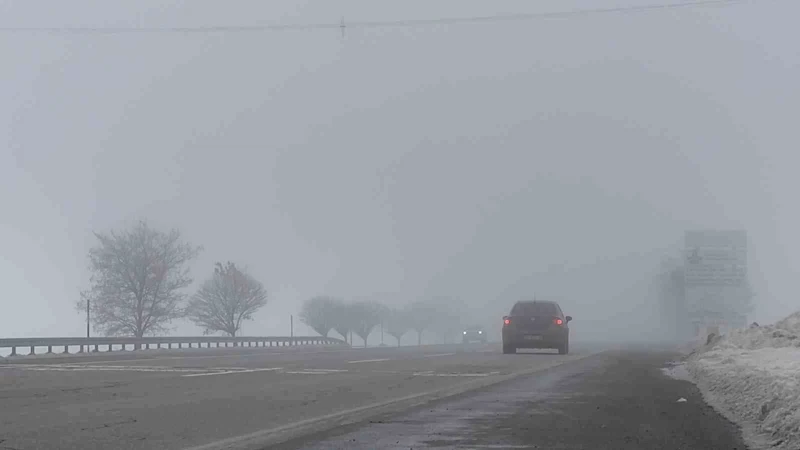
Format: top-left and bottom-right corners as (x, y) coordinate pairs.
(554, 318), (563, 325)
(503, 319), (511, 326)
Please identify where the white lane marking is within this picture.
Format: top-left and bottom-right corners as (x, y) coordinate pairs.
(24, 348), (359, 366)
(470, 446), (539, 449)
(412, 371), (500, 377)
(423, 353), (456, 358)
(182, 368), (282, 378)
(2, 364), (350, 377)
(285, 371), (333, 375)
(284, 368), (348, 375)
(347, 358), (391, 364)
(3, 365), (209, 373)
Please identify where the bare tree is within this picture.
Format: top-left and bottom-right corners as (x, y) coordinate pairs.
(299, 296), (339, 337)
(350, 301), (383, 348)
(78, 221), (201, 338)
(187, 262), (268, 337)
(385, 307), (410, 347)
(329, 298), (352, 344)
(407, 300), (438, 346)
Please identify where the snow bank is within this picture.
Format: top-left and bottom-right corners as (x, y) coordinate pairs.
(686, 312), (800, 449)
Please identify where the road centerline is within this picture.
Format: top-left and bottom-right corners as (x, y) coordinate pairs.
(182, 368), (283, 378)
(347, 358), (391, 364)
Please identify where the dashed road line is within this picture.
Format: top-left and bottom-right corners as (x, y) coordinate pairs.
(2, 365), (208, 373)
(2, 362), (504, 379)
(5, 348), (360, 366)
(182, 368), (283, 378)
(284, 369), (349, 375)
(424, 353), (457, 358)
(412, 371), (501, 377)
(347, 358), (391, 364)
(285, 371), (333, 375)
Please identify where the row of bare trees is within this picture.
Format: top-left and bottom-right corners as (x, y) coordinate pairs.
(77, 221), (476, 344)
(298, 296), (469, 347)
(78, 221), (267, 338)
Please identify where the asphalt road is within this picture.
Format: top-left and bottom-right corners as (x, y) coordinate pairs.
(0, 342), (598, 450)
(0, 344), (747, 450)
(280, 350), (749, 450)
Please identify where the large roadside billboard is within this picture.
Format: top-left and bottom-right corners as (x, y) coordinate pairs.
(683, 230), (750, 332)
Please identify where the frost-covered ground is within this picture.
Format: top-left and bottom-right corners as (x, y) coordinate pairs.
(684, 312), (800, 450)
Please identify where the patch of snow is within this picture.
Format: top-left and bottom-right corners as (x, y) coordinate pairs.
(700, 312), (800, 353)
(661, 362), (691, 381)
(686, 311), (800, 450)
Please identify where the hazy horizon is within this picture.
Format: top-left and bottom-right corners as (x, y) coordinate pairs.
(3, 0), (798, 342)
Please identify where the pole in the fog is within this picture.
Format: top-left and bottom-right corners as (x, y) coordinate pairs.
(86, 299), (90, 338)
(290, 315), (294, 344)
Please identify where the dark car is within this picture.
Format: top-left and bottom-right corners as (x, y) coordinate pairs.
(501, 300), (572, 355)
(462, 325), (488, 344)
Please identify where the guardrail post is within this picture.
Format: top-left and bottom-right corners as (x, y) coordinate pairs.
(78, 345), (84, 353)
(93, 344), (99, 352)
(107, 344), (113, 352)
(10, 346), (17, 356)
(28, 346), (35, 356)
(47, 345), (53, 354)
(63, 345), (69, 354)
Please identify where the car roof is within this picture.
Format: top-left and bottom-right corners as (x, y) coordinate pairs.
(515, 300), (558, 305)
(510, 300), (563, 315)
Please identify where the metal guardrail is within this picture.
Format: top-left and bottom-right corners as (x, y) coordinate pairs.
(0, 335), (348, 357)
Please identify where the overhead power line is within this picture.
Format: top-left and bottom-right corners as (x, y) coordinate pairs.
(0, 0), (756, 34)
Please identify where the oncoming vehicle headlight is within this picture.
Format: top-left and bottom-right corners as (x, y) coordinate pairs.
(478, 330), (483, 334)
(463, 331), (467, 334)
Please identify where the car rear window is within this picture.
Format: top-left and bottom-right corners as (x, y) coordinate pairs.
(511, 302), (558, 316)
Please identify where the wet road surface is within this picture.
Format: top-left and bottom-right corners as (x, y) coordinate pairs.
(0, 343), (601, 450)
(279, 350), (748, 450)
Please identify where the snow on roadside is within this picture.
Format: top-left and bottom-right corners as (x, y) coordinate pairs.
(685, 312), (800, 450)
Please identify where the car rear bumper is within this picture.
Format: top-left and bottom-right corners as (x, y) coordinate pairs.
(503, 329), (567, 348)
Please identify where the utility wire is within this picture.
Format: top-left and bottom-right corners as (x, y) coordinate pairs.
(0, 0), (755, 34)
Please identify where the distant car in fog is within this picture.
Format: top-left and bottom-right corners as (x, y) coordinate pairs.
(502, 300), (572, 355)
(462, 325), (488, 344)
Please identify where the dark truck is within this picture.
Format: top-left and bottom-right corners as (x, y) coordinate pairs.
(502, 300), (572, 355)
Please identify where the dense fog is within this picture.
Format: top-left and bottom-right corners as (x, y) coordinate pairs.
(2, 0), (798, 345)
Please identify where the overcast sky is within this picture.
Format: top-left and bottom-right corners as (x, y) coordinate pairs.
(2, 0), (798, 340)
